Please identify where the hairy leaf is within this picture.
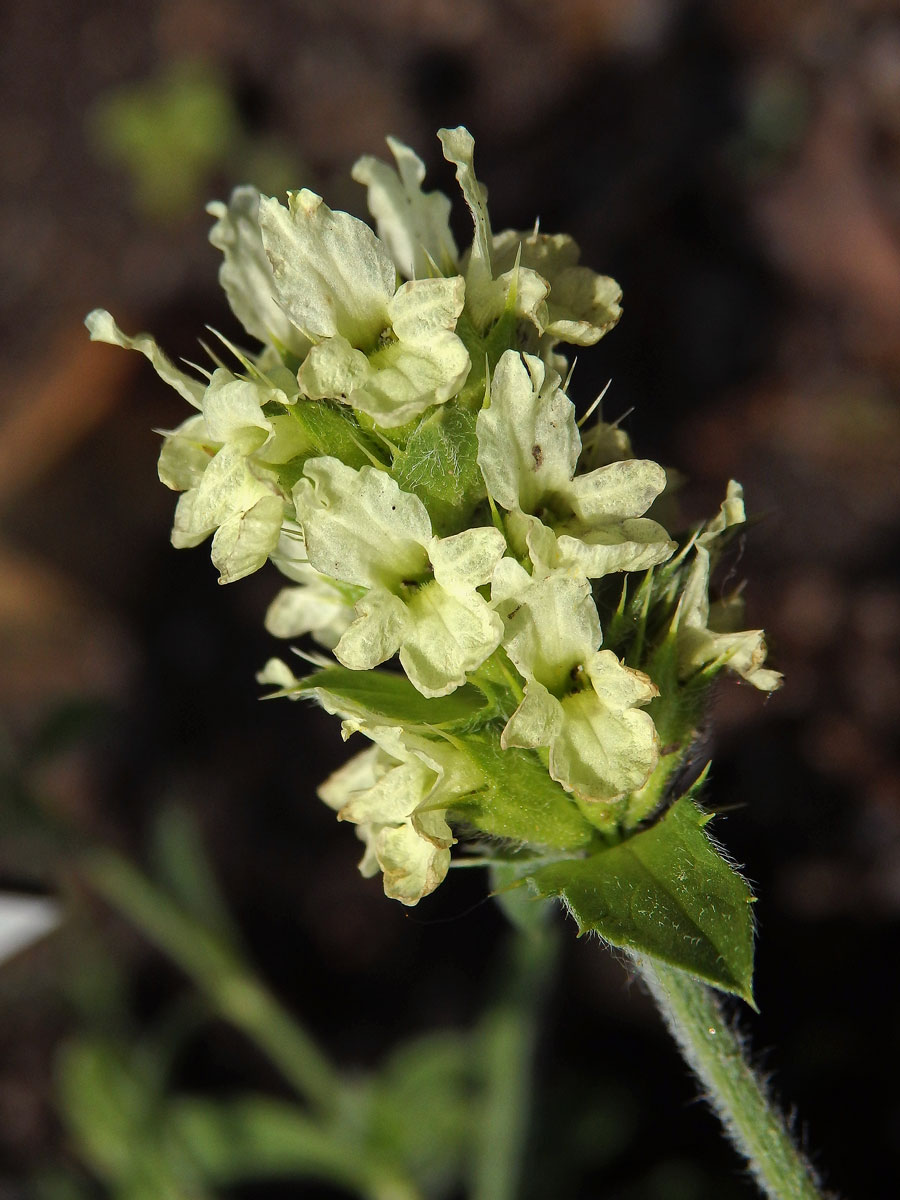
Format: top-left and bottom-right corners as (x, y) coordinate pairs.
(295, 665), (492, 730)
(452, 729), (596, 851)
(523, 799), (755, 1000)
(391, 403), (485, 536)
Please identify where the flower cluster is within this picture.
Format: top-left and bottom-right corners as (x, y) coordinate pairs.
(88, 127), (780, 906)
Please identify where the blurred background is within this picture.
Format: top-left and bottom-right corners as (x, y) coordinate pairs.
(1, 0), (899, 1196)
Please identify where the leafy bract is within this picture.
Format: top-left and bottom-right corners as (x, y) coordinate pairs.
(521, 799), (755, 1001)
(391, 403), (484, 537)
(286, 398), (387, 473)
(450, 728), (597, 851)
(285, 665), (491, 731)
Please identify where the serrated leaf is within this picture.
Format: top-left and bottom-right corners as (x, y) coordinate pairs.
(452, 728), (596, 851)
(523, 799), (755, 1000)
(391, 402), (484, 536)
(295, 665), (492, 730)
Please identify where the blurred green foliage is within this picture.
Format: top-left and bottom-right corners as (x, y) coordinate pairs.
(87, 60), (302, 222)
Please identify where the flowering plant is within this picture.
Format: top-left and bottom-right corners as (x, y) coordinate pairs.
(87, 127), (829, 1200)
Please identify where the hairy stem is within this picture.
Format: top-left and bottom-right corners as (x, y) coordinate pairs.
(634, 955), (831, 1200)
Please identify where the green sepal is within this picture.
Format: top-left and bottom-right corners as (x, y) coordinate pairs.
(289, 665), (492, 731)
(285, 399), (387, 472)
(450, 728), (597, 852)
(451, 307), (518, 411)
(390, 402), (485, 537)
(521, 798), (756, 1001)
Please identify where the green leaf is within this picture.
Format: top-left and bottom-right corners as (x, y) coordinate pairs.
(56, 1038), (150, 1181)
(522, 799), (755, 1000)
(167, 1095), (374, 1190)
(295, 665), (492, 730)
(391, 402), (485, 536)
(55, 1038), (199, 1196)
(452, 728), (597, 851)
(150, 803), (240, 948)
(368, 1033), (473, 1192)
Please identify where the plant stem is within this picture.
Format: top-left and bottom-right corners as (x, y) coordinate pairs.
(85, 851), (342, 1119)
(634, 954), (830, 1200)
(471, 922), (558, 1200)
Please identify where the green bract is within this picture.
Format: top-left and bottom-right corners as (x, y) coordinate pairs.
(89, 126), (780, 989)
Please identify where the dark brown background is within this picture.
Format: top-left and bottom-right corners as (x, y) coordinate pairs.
(1, 1), (899, 1196)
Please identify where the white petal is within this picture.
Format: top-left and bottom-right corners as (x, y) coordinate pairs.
(568, 459), (667, 524)
(495, 571), (600, 693)
(490, 229), (621, 344)
(340, 757), (434, 825)
(438, 126), (492, 279)
(157, 414), (216, 491)
(335, 588), (409, 671)
(388, 276), (465, 340)
(202, 369), (274, 452)
(550, 656), (659, 802)
(264, 581), (354, 648)
(491, 228), (580, 276)
(677, 547), (712, 632)
(463, 263), (549, 334)
(318, 745), (385, 812)
(257, 656), (302, 691)
(294, 458), (432, 588)
(259, 190), (395, 347)
(399, 581), (503, 697)
(429, 526), (506, 592)
(298, 335), (372, 403)
(350, 330), (470, 426)
(86, 310), (204, 409)
(171, 490), (211, 548)
(489, 555), (533, 605)
(536, 518), (675, 579)
(586, 649), (658, 708)
(500, 679), (563, 750)
(544, 267), (622, 345)
(187, 444), (279, 536)
(207, 187), (311, 357)
(376, 821), (451, 905)
(352, 138), (458, 278)
(477, 350), (578, 514)
(210, 493), (285, 583)
(677, 561), (783, 692)
(698, 479), (746, 546)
